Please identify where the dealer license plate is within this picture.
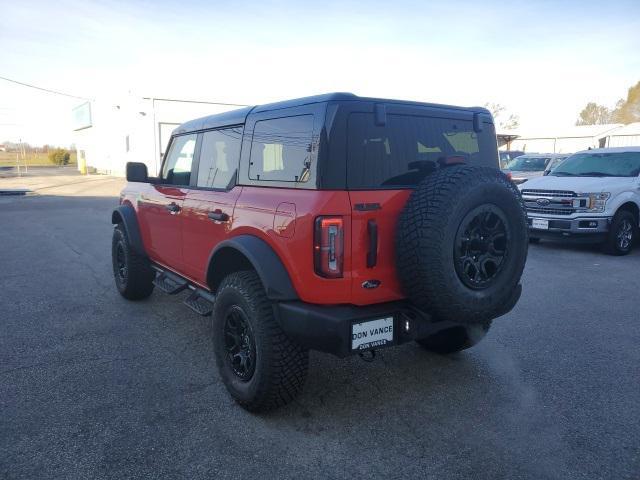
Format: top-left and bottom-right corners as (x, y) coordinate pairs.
(351, 317), (394, 351)
(531, 218), (549, 230)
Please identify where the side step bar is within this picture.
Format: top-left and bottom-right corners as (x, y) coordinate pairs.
(153, 269), (189, 294)
(151, 265), (216, 317)
(184, 289), (216, 316)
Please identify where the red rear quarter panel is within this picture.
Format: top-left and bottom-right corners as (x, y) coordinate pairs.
(232, 187), (352, 305)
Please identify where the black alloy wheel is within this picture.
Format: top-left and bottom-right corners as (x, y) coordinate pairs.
(454, 205), (509, 290)
(223, 305), (256, 381)
(115, 242), (127, 283)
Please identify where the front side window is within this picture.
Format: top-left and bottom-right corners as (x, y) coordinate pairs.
(551, 152), (640, 177)
(249, 115), (314, 182)
(347, 113), (498, 188)
(197, 127), (243, 189)
(162, 134), (196, 186)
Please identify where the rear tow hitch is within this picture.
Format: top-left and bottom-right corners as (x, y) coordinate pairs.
(358, 350), (376, 362)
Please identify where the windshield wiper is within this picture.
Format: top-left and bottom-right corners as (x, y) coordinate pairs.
(550, 172), (575, 176)
(578, 172), (616, 177)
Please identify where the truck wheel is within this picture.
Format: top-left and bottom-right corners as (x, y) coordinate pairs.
(396, 166), (528, 324)
(112, 224), (155, 300)
(603, 210), (636, 256)
(417, 323), (490, 354)
(212, 271), (308, 412)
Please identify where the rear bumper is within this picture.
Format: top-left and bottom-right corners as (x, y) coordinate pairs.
(527, 215), (610, 243)
(273, 284), (521, 357)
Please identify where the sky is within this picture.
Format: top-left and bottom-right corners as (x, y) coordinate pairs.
(0, 0), (639, 146)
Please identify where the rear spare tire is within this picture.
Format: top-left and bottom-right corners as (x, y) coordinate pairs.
(396, 166), (528, 324)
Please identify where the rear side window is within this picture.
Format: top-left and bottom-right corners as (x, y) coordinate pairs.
(197, 127), (243, 189)
(162, 134), (197, 186)
(347, 113), (497, 188)
(249, 115), (314, 182)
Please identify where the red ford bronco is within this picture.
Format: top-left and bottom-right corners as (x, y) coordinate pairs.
(112, 93), (528, 411)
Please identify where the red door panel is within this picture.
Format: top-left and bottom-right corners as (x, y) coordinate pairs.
(181, 186), (243, 285)
(137, 184), (187, 270)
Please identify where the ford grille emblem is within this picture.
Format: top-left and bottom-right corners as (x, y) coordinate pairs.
(536, 198), (551, 206)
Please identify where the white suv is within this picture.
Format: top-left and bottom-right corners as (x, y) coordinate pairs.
(519, 147), (640, 255)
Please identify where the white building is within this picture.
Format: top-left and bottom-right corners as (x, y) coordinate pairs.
(605, 122), (640, 147)
(72, 94), (247, 176)
(508, 124), (624, 153)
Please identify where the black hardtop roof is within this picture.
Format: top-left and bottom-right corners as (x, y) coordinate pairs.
(174, 92), (491, 135)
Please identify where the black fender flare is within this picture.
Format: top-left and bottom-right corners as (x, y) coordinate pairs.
(111, 205), (146, 256)
(208, 235), (298, 301)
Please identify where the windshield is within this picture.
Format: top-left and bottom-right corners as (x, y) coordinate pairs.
(506, 156), (549, 172)
(546, 156), (568, 171)
(551, 152), (640, 177)
(499, 151), (524, 161)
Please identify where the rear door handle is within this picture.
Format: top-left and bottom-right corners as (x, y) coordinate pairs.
(208, 211), (229, 222)
(166, 202), (181, 214)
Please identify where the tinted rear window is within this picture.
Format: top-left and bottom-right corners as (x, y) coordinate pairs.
(347, 113), (497, 188)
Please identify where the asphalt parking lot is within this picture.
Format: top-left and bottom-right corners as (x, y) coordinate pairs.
(1, 173), (639, 480)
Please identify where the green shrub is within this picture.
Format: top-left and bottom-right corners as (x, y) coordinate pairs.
(48, 148), (71, 166)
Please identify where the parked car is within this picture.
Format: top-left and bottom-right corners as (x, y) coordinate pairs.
(111, 93), (528, 411)
(543, 154), (570, 176)
(499, 150), (525, 169)
(503, 153), (568, 184)
(520, 147), (640, 254)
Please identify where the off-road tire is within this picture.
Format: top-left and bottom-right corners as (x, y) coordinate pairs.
(603, 210), (636, 256)
(212, 271), (308, 412)
(396, 165), (528, 324)
(417, 323), (490, 354)
(112, 224), (155, 300)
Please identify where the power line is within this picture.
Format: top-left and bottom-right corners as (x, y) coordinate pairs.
(0, 75), (90, 101)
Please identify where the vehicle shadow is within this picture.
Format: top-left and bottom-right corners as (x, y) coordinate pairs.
(529, 238), (640, 258)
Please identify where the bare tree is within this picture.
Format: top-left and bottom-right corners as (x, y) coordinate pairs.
(484, 103), (520, 130)
(576, 102), (613, 125)
(611, 81), (640, 124)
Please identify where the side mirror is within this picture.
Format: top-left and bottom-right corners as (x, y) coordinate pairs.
(126, 162), (148, 183)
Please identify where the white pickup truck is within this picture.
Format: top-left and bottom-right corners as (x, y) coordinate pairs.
(519, 147), (640, 255)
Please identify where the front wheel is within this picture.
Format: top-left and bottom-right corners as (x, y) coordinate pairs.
(112, 224), (155, 300)
(603, 211), (636, 256)
(212, 271), (308, 412)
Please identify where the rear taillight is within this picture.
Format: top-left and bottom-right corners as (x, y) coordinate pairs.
(314, 216), (344, 278)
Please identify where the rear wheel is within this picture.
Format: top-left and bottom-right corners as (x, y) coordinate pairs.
(212, 271), (308, 412)
(603, 210), (636, 256)
(417, 323), (490, 354)
(111, 224), (155, 300)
